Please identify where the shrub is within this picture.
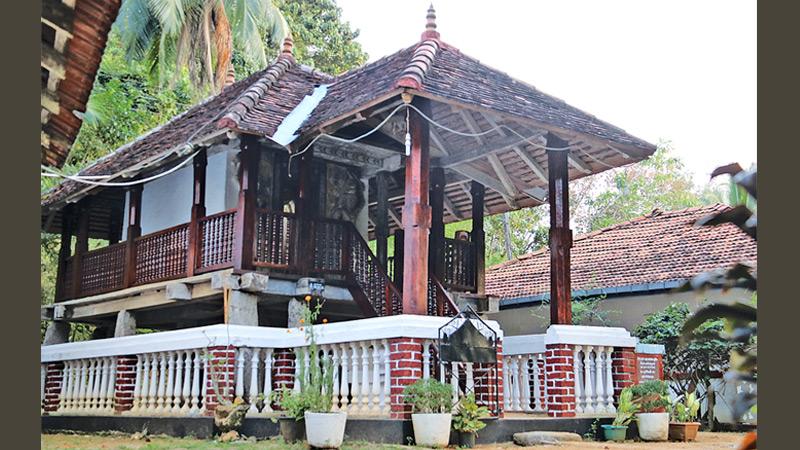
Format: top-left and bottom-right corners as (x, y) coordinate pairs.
(629, 380), (671, 413)
(612, 388), (638, 426)
(402, 379), (453, 414)
(452, 394), (490, 434)
(672, 391), (701, 422)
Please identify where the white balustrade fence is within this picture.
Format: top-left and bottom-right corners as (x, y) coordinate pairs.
(58, 357), (117, 415)
(502, 353), (544, 413)
(129, 349), (206, 416)
(573, 345), (616, 415)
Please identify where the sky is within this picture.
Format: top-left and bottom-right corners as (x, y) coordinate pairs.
(335, 0), (757, 185)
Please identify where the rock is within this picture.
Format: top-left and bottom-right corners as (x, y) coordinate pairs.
(219, 430), (240, 442)
(513, 431), (583, 446)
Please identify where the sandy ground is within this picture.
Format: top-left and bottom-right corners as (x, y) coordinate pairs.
(41, 431), (746, 450)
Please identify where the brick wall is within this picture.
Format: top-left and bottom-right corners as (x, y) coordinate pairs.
(612, 347), (637, 400)
(42, 362), (65, 414)
(203, 346), (236, 414)
(544, 344), (576, 417)
(388, 338), (424, 419)
(113, 356), (137, 412)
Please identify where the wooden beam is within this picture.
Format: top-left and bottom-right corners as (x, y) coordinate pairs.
(568, 153), (593, 174)
(388, 207), (402, 228)
(42, 0), (74, 35)
(123, 185), (143, 288)
(471, 182), (486, 294)
(186, 149), (207, 277)
(487, 153), (521, 199)
(436, 131), (545, 168)
(375, 171), (390, 266)
(232, 137), (259, 272)
(451, 164), (519, 208)
(547, 132), (573, 325)
(443, 194), (463, 220)
(513, 147), (548, 184)
(41, 90), (60, 115)
(41, 42), (66, 79)
(429, 168), (446, 280)
(429, 128), (451, 156)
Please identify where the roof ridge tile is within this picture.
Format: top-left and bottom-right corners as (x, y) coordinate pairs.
(217, 55), (295, 129)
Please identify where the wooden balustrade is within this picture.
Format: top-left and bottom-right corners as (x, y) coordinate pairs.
(78, 242), (127, 296)
(197, 209), (237, 272)
(428, 274), (460, 317)
(344, 224), (403, 317)
(253, 209), (294, 270)
(134, 223), (190, 285)
(502, 353), (545, 413)
(443, 237), (477, 292)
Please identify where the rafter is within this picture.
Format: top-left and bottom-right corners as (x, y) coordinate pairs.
(443, 194), (463, 220)
(482, 113), (548, 184)
(387, 207), (402, 228)
(568, 153), (593, 174)
(435, 131), (544, 168)
(451, 164), (518, 208)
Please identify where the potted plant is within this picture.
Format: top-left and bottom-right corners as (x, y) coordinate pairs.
(403, 378), (453, 447)
(297, 297), (347, 448)
(601, 387), (637, 442)
(452, 394), (489, 448)
(630, 380), (672, 441)
(270, 388), (307, 443)
(669, 391), (701, 441)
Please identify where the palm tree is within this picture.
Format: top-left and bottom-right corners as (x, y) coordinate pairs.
(116, 0), (289, 95)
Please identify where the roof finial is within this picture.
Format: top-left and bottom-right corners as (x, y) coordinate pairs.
(281, 34), (294, 57)
(421, 3), (440, 40)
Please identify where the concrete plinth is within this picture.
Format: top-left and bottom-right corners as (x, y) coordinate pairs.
(228, 291), (259, 326)
(114, 310), (137, 337)
(43, 321), (70, 345)
(287, 298), (305, 328)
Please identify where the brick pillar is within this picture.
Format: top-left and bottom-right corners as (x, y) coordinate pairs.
(389, 338), (424, 419)
(544, 344), (576, 417)
(42, 362), (65, 414)
(204, 346), (237, 414)
(612, 347), (637, 400)
(273, 348), (296, 389)
(114, 356), (138, 413)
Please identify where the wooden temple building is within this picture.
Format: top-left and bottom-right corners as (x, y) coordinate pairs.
(41, 7), (665, 434)
(41, 6), (655, 338)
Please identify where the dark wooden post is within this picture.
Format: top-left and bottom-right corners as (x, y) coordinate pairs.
(471, 181), (486, 295)
(71, 198), (91, 297)
(55, 205), (74, 301)
(294, 146), (316, 274)
(233, 137), (259, 272)
(401, 96), (432, 314)
(429, 167), (445, 280)
(124, 185), (143, 287)
(186, 148), (207, 276)
(547, 132), (573, 325)
(393, 229), (404, 287)
(375, 171), (390, 267)
(108, 207), (121, 245)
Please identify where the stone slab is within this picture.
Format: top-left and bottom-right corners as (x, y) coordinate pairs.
(513, 430), (583, 446)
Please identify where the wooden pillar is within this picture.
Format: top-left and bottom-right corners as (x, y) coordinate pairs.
(375, 171), (390, 267)
(186, 148), (207, 276)
(71, 198), (91, 297)
(233, 137), (259, 272)
(54, 205), (74, 301)
(429, 167), (445, 280)
(471, 182), (486, 295)
(294, 146), (316, 274)
(401, 96), (432, 314)
(393, 229), (404, 286)
(107, 206), (121, 245)
(547, 132), (573, 325)
(123, 185), (143, 287)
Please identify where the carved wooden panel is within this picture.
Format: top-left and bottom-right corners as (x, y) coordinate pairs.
(197, 210), (236, 271)
(254, 209), (294, 268)
(79, 242), (126, 296)
(134, 224), (189, 285)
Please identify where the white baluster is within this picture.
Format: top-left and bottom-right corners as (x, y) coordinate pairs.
(138, 355), (151, 414)
(108, 358), (118, 412)
(190, 351), (201, 414)
(59, 362), (71, 412)
(422, 340), (431, 380)
(200, 351), (209, 413)
(129, 356), (141, 413)
(502, 357), (511, 411)
(519, 358), (531, 412)
(510, 358), (521, 411)
(262, 349), (273, 413)
(235, 349), (246, 403)
(605, 347), (616, 413)
(573, 346), (584, 414)
(292, 348), (302, 393)
(583, 346), (595, 414)
(339, 344), (350, 411)
(165, 352), (176, 415)
(87, 359), (98, 412)
(156, 353), (167, 414)
(360, 342), (371, 412)
(371, 342), (381, 412)
(77, 359), (88, 412)
(304, 349), (312, 388)
(349, 343), (360, 413)
(248, 349), (260, 416)
(41, 364), (46, 411)
(382, 340), (390, 415)
(532, 354), (544, 412)
(466, 363), (475, 397)
(173, 352), (184, 413)
(98, 358), (110, 412)
(147, 354), (158, 412)
(451, 362), (459, 407)
(594, 347), (604, 414)
(181, 351), (192, 414)
(331, 346), (341, 412)
(321, 347), (330, 398)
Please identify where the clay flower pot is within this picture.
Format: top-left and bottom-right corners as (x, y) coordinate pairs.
(669, 422), (701, 442)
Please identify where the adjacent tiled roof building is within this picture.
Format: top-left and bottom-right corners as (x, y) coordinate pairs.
(486, 204), (758, 300)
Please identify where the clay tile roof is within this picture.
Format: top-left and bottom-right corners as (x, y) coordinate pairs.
(485, 204), (758, 299)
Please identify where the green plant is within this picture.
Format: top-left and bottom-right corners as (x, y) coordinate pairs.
(672, 392), (701, 423)
(584, 418), (601, 440)
(270, 387), (309, 421)
(612, 388), (639, 426)
(402, 379), (453, 414)
(452, 394), (489, 434)
(629, 380), (671, 413)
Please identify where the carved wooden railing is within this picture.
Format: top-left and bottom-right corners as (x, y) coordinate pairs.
(134, 223), (189, 285)
(78, 242), (127, 296)
(428, 274), (460, 317)
(443, 237), (476, 292)
(253, 209), (295, 270)
(197, 209), (237, 272)
(345, 223), (404, 317)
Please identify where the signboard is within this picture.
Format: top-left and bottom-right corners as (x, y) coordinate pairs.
(636, 355), (663, 382)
